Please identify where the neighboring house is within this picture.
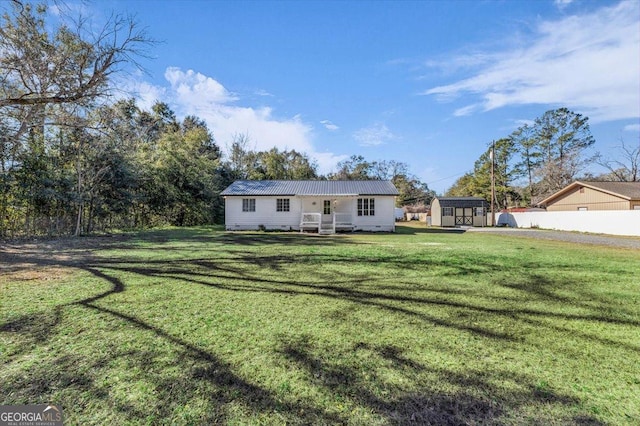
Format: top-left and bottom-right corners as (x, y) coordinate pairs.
(220, 180), (399, 233)
(430, 197), (488, 227)
(538, 181), (640, 211)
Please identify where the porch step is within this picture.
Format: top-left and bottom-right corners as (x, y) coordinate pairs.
(319, 224), (335, 235)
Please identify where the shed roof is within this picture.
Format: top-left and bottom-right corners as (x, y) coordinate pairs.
(539, 181), (640, 206)
(220, 180), (399, 196)
(432, 197), (489, 208)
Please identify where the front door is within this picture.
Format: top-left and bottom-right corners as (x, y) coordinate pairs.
(322, 200), (332, 224)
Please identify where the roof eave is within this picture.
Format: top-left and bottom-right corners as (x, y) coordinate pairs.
(539, 181), (634, 205)
(225, 193), (397, 196)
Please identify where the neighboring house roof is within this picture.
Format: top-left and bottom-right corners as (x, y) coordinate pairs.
(220, 180), (400, 196)
(432, 197), (489, 208)
(539, 181), (640, 206)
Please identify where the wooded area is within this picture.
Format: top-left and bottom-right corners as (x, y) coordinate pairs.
(0, 2), (434, 238)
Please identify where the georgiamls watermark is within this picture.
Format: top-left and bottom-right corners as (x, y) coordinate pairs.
(0, 404), (63, 426)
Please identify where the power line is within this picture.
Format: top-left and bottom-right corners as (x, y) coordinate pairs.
(425, 171), (469, 185)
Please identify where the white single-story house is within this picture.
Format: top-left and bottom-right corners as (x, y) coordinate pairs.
(220, 180), (400, 233)
(430, 197), (488, 227)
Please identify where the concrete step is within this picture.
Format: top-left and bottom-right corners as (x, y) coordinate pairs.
(319, 225), (335, 235)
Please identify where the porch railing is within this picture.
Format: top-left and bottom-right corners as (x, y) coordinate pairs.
(300, 213), (321, 232)
(300, 212), (354, 233)
(334, 213), (353, 228)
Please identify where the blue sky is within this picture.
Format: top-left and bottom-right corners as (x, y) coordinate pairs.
(95, 0), (639, 193)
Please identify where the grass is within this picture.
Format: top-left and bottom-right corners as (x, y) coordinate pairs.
(1, 223), (639, 425)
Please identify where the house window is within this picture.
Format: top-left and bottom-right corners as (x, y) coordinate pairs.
(323, 200), (331, 215)
(357, 198), (375, 216)
(277, 198), (290, 212)
(474, 207), (485, 216)
(242, 198), (256, 212)
(577, 206), (588, 211)
(442, 207), (454, 216)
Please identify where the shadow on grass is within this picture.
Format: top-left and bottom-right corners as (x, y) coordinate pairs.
(0, 227), (631, 423)
(211, 231), (354, 246)
(1, 266), (345, 424)
(0, 307), (64, 357)
(133, 227), (358, 247)
(80, 251), (640, 337)
(279, 337), (604, 425)
(396, 225), (467, 235)
(4, 230), (639, 351)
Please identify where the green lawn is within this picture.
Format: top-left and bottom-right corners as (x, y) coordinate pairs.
(1, 224), (639, 425)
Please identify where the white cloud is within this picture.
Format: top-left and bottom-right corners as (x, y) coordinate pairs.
(424, 1), (640, 123)
(353, 123), (395, 146)
(165, 67), (238, 106)
(127, 67), (346, 175)
(453, 104), (480, 117)
(424, 52), (497, 78)
(254, 89), (273, 97)
(554, 0), (574, 10)
(314, 152), (350, 175)
(49, 4), (62, 16)
(111, 74), (166, 111)
(320, 120), (339, 131)
(163, 68), (310, 153)
(623, 123), (640, 132)
(134, 81), (167, 111)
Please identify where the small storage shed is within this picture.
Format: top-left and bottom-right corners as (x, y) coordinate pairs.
(430, 197), (489, 227)
(538, 181), (640, 211)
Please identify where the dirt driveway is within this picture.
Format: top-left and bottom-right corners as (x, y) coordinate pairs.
(468, 227), (640, 249)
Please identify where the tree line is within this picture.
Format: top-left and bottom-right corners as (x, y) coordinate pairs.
(0, 2), (436, 238)
(227, 139), (435, 205)
(446, 107), (639, 208)
(1, 94), (434, 238)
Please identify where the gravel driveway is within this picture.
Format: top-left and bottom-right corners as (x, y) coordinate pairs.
(467, 227), (640, 249)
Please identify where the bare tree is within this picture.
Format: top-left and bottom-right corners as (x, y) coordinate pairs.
(0, 1), (153, 236)
(0, 1), (153, 139)
(596, 138), (640, 182)
(226, 133), (256, 180)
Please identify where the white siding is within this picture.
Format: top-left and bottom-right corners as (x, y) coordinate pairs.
(301, 197), (324, 215)
(224, 196), (301, 230)
(224, 195), (396, 232)
(352, 196), (396, 232)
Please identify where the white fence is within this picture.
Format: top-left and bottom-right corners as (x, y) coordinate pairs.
(496, 210), (640, 236)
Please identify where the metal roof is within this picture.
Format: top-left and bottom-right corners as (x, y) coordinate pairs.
(220, 180), (399, 196)
(432, 197), (489, 208)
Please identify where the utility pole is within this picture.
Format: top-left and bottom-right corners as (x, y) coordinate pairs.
(490, 140), (495, 226)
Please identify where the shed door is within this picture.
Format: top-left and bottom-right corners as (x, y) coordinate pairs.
(455, 207), (473, 225)
(464, 208), (473, 225)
